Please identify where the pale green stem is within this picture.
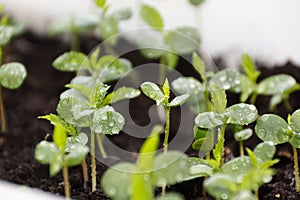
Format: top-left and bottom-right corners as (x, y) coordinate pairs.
(81, 159), (89, 190)
(96, 134), (107, 159)
(0, 85), (6, 133)
(220, 125), (226, 166)
(284, 99), (292, 112)
(255, 188), (259, 198)
(91, 131), (97, 192)
(239, 141), (244, 156)
(62, 163), (71, 200)
(159, 65), (167, 85)
(250, 92), (257, 105)
(163, 107), (171, 153)
(293, 146), (300, 192)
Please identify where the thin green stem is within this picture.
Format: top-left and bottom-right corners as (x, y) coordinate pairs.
(81, 159), (89, 190)
(91, 130), (97, 192)
(62, 164), (71, 200)
(0, 85), (6, 133)
(239, 141), (244, 156)
(159, 65), (167, 85)
(163, 107), (171, 153)
(96, 134), (107, 159)
(284, 99), (293, 112)
(220, 125), (226, 166)
(71, 33), (80, 51)
(250, 92), (257, 105)
(293, 146), (300, 192)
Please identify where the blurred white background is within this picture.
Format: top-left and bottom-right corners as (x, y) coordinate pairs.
(1, 0), (300, 68)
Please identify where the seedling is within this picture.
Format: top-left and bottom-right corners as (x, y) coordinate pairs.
(203, 142), (278, 199)
(35, 125), (89, 199)
(235, 53), (300, 110)
(0, 8), (27, 132)
(234, 128), (253, 156)
(141, 79), (189, 152)
(101, 125), (190, 199)
(48, 0), (132, 50)
(56, 77), (140, 192)
(255, 109), (300, 191)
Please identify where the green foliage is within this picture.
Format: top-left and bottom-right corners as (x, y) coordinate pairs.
(52, 51), (87, 72)
(140, 4), (164, 30)
(0, 62), (27, 89)
(234, 128), (253, 142)
(189, 0), (205, 6)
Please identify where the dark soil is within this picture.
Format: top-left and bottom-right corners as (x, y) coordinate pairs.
(1, 33), (300, 200)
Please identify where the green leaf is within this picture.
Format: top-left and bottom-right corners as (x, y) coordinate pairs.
(38, 114), (77, 135)
(141, 82), (165, 105)
(234, 128), (253, 142)
(132, 173), (153, 200)
(232, 190), (257, 200)
(90, 82), (110, 107)
(112, 8), (132, 21)
(52, 51), (87, 72)
(192, 52), (206, 83)
(162, 79), (170, 102)
(224, 103), (258, 125)
(222, 156), (255, 181)
(245, 148), (258, 168)
(189, 164), (214, 177)
(95, 0), (105, 8)
(0, 62), (27, 89)
(255, 114), (289, 145)
(254, 142), (276, 161)
(172, 77), (205, 95)
(99, 16), (119, 45)
(102, 87), (140, 105)
(56, 97), (85, 125)
(34, 141), (60, 164)
(290, 109), (300, 133)
(66, 132), (88, 147)
(53, 125), (67, 152)
(238, 75), (255, 102)
(0, 25), (24, 46)
(241, 53), (260, 82)
(240, 169), (274, 191)
(92, 105), (125, 135)
(137, 30), (166, 59)
(210, 85), (227, 112)
(101, 162), (137, 199)
(204, 174), (237, 199)
(192, 129), (214, 153)
(166, 27), (200, 54)
(168, 94), (190, 107)
(49, 154), (63, 176)
(65, 143), (89, 167)
(153, 151), (189, 187)
(257, 74), (296, 95)
(140, 4), (164, 29)
(212, 134), (224, 167)
(195, 112), (224, 128)
(209, 69), (241, 90)
(189, 0), (205, 6)
(66, 83), (93, 99)
(161, 51), (178, 69)
(155, 193), (184, 200)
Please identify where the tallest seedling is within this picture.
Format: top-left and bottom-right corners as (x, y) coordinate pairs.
(0, 6), (27, 132)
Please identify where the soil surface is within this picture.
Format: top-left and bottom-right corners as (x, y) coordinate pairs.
(1, 33), (300, 200)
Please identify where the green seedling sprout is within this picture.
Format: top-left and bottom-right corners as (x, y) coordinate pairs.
(35, 125), (89, 199)
(56, 78), (140, 192)
(38, 113), (90, 190)
(234, 128), (253, 156)
(140, 79), (190, 153)
(255, 109), (300, 192)
(0, 8), (26, 132)
(235, 53), (300, 111)
(48, 0), (132, 51)
(139, 4), (200, 81)
(101, 125), (190, 199)
(203, 142), (278, 199)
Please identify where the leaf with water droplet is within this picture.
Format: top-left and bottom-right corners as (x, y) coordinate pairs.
(254, 142), (276, 161)
(224, 103), (257, 125)
(257, 74), (296, 95)
(92, 105), (125, 135)
(222, 156), (255, 181)
(168, 94), (190, 107)
(240, 168), (274, 191)
(152, 151), (189, 187)
(195, 112), (224, 128)
(52, 51), (87, 72)
(234, 128), (253, 142)
(0, 62), (27, 89)
(102, 86), (140, 105)
(204, 174), (237, 199)
(101, 162), (137, 199)
(192, 52), (206, 83)
(66, 132), (89, 151)
(210, 85), (227, 112)
(290, 109), (300, 133)
(255, 114), (289, 144)
(209, 69), (241, 90)
(141, 82), (165, 105)
(99, 16), (119, 46)
(65, 143), (89, 167)
(232, 190), (257, 200)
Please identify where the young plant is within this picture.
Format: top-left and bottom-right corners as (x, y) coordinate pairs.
(101, 125), (190, 199)
(203, 142), (278, 199)
(35, 125), (89, 199)
(235, 53), (300, 110)
(57, 78), (140, 192)
(234, 128), (253, 156)
(0, 7), (27, 132)
(38, 113), (90, 190)
(255, 109), (300, 191)
(140, 79), (190, 153)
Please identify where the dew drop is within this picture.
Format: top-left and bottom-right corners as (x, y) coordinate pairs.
(112, 127), (119, 134)
(109, 121), (114, 127)
(117, 117), (123, 123)
(101, 114), (108, 120)
(221, 193), (228, 199)
(258, 129), (266, 138)
(109, 187), (116, 195)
